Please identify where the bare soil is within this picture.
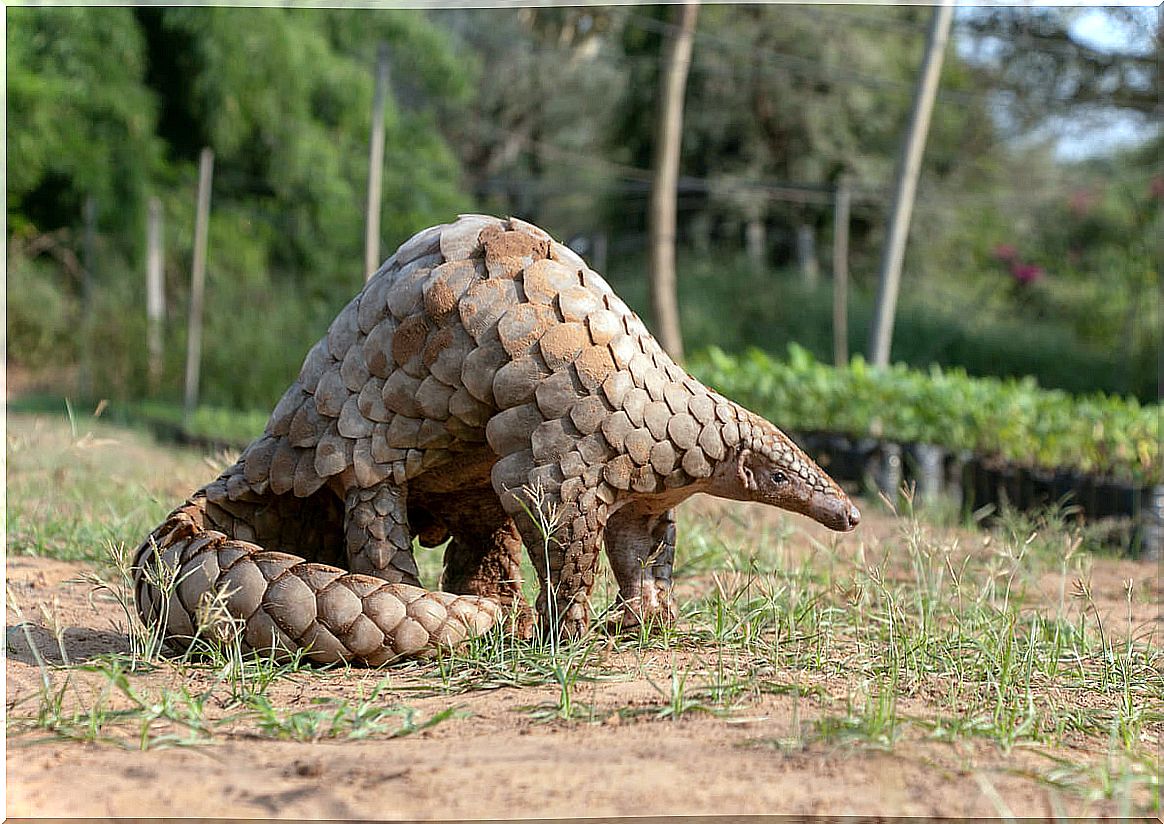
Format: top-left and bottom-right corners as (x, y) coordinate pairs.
(5, 415), (1161, 819)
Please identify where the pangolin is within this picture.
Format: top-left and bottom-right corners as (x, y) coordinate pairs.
(133, 215), (860, 665)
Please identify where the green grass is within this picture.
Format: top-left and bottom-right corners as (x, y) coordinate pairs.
(8, 395), (267, 449)
(5, 408), (221, 563)
(5, 412), (1160, 813)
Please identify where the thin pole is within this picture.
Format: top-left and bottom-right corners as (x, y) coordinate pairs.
(184, 148), (214, 424)
(364, 42), (390, 281)
(146, 197), (165, 393)
(648, 1), (700, 362)
(797, 223), (819, 287)
(868, 0), (954, 367)
(832, 176), (851, 367)
(79, 195), (97, 399)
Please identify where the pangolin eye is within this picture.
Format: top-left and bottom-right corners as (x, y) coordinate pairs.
(770, 470), (789, 486)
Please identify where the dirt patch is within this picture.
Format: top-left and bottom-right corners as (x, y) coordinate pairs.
(7, 548), (1159, 819)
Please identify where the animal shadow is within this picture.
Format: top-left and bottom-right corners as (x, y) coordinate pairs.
(5, 622), (131, 665)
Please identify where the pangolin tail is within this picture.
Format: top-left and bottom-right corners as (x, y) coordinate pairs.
(131, 493), (502, 666)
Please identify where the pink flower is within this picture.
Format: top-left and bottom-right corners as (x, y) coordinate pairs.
(1010, 262), (1044, 284)
(1149, 176), (1164, 200)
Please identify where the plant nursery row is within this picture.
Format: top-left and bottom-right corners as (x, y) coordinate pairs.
(692, 346), (1162, 556)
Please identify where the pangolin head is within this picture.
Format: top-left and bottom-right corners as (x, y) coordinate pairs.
(718, 412), (860, 532)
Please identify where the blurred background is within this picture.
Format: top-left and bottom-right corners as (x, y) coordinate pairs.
(6, 5), (1159, 419)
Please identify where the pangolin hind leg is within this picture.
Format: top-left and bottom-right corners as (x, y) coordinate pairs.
(433, 489), (533, 636)
(603, 504), (678, 631)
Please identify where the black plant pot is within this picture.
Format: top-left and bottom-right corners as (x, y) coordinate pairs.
(831, 436), (871, 483)
(999, 463), (1023, 510)
(942, 450), (971, 510)
(863, 441), (903, 503)
(966, 457), (994, 514)
(1018, 467), (1040, 511)
(1072, 475), (1100, 520)
(904, 442), (945, 505)
(1089, 477), (1110, 520)
(799, 430), (844, 480)
(1134, 484), (1164, 560)
(1093, 478), (1138, 521)
(1026, 467), (1058, 510)
(1051, 470), (1083, 511)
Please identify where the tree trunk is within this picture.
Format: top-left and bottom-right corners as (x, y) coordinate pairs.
(184, 148), (214, 425)
(832, 177), (851, 367)
(364, 43), (390, 281)
(868, 0), (954, 367)
(648, 1), (699, 362)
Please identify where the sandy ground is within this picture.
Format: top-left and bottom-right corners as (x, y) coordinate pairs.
(5, 412), (1161, 819)
(7, 528), (1160, 819)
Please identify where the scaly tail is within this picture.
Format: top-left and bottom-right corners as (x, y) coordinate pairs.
(132, 491), (502, 666)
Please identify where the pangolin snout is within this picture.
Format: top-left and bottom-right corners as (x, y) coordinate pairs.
(813, 494), (861, 532)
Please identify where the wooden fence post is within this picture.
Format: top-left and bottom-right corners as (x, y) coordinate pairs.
(184, 148), (214, 425)
(79, 195), (97, 399)
(648, 0), (700, 362)
(364, 42), (390, 282)
(832, 176), (851, 367)
(868, 0), (954, 367)
(146, 197), (165, 393)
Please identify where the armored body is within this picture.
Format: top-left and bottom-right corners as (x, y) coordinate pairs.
(134, 215), (859, 665)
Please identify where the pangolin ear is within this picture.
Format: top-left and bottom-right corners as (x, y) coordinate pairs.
(736, 448), (757, 491)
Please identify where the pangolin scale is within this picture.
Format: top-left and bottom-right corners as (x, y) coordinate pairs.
(133, 215), (860, 665)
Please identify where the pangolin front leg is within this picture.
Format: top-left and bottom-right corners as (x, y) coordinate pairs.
(493, 453), (609, 639)
(603, 505), (677, 630)
(342, 482), (422, 585)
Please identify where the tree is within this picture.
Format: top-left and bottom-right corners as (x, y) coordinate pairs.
(648, 3), (699, 360)
(436, 7), (630, 236)
(610, 5), (996, 269)
(7, 8), (476, 408)
(958, 8), (1158, 129)
(8, 8), (162, 252)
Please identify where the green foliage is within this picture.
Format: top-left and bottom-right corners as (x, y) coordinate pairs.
(692, 344), (1161, 483)
(8, 6), (474, 270)
(895, 143), (1160, 403)
(6, 6), (1155, 417)
(6, 254), (82, 369)
(439, 7), (630, 235)
(7, 7), (474, 408)
(7, 7), (162, 241)
(151, 8), (473, 286)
